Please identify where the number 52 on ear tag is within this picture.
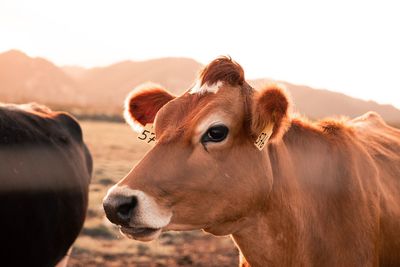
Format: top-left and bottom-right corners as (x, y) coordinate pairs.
(137, 124), (156, 146)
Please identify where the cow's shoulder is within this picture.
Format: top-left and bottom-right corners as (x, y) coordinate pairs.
(350, 111), (387, 130)
(53, 112), (84, 143)
(0, 103), (83, 145)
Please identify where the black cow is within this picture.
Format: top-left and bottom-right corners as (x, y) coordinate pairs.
(0, 103), (92, 267)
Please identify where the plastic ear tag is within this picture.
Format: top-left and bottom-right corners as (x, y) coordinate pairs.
(254, 123), (273, 150)
(137, 124), (156, 146)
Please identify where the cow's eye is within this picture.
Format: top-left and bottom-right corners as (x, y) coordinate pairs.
(201, 125), (229, 143)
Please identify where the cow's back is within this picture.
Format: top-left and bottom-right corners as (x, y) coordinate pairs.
(351, 112), (400, 265)
(0, 104), (92, 267)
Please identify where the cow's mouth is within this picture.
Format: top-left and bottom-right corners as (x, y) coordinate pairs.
(119, 226), (162, 241)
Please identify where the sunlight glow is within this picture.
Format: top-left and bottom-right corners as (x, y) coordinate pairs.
(1, 0), (399, 108)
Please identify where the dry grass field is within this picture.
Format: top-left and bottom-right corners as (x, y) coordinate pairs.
(68, 121), (238, 267)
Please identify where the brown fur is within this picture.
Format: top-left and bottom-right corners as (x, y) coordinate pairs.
(251, 84), (291, 141)
(200, 56), (245, 86)
(115, 58), (400, 266)
(125, 83), (175, 127)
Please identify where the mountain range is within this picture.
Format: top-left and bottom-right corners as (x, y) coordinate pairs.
(1, 49), (399, 124)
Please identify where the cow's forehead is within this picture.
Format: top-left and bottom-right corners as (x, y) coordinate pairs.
(154, 83), (244, 143)
(189, 80), (223, 95)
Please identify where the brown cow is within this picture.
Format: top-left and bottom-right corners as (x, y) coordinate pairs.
(103, 57), (400, 266)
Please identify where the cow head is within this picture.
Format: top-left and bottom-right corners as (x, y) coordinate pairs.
(103, 57), (290, 241)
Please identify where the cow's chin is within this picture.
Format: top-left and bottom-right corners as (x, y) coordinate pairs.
(119, 226), (162, 241)
(164, 222), (205, 232)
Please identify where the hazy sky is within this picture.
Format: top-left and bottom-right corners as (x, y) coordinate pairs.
(1, 0), (399, 108)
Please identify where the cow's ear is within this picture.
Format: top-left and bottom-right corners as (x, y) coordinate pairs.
(124, 83), (176, 132)
(251, 84), (290, 142)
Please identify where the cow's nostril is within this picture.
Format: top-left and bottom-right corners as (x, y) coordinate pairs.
(116, 196), (138, 222)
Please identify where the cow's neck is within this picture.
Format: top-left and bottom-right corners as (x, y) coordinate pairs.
(231, 121), (337, 266)
(231, 140), (306, 267)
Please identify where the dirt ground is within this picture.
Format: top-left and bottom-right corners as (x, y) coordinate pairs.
(68, 121), (239, 267)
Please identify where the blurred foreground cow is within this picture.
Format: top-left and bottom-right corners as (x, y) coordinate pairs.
(0, 103), (92, 267)
(104, 57), (400, 266)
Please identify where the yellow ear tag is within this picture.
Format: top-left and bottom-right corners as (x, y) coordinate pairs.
(254, 123), (274, 150)
(137, 124), (156, 146)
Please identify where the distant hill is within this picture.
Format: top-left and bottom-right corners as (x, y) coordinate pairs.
(1, 49), (399, 124)
(250, 79), (400, 123)
(62, 66), (87, 80)
(0, 50), (86, 106)
(74, 57), (202, 108)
